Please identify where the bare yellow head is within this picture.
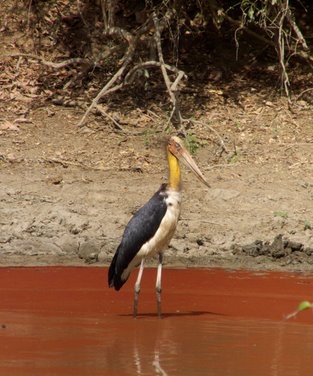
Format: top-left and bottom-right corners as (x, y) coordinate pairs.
(166, 136), (210, 190)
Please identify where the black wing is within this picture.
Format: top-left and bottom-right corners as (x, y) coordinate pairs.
(108, 184), (168, 290)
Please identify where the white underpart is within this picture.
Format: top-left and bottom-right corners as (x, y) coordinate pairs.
(121, 190), (181, 281)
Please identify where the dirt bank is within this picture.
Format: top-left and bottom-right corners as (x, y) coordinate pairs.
(1, 100), (313, 271)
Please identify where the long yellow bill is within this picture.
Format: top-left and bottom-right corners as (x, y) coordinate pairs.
(168, 136), (210, 188)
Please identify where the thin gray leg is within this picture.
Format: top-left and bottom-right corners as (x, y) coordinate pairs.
(156, 253), (163, 318)
(133, 259), (145, 318)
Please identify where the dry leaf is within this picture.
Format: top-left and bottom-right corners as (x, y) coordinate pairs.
(0, 120), (20, 131)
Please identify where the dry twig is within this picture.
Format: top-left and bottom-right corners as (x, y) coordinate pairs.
(184, 118), (228, 154)
(7, 53), (87, 68)
(152, 11), (185, 126)
(276, 0), (290, 100)
(95, 104), (123, 131)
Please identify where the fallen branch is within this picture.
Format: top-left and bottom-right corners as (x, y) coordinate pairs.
(7, 53), (88, 68)
(95, 104), (124, 131)
(124, 61), (186, 85)
(77, 9), (187, 128)
(77, 24), (144, 127)
(286, 10), (308, 50)
(77, 58), (134, 125)
(78, 60), (187, 128)
(295, 87), (313, 101)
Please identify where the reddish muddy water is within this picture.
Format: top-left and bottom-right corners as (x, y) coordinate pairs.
(1, 267), (313, 376)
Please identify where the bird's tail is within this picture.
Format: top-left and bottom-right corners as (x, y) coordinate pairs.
(108, 253), (127, 291)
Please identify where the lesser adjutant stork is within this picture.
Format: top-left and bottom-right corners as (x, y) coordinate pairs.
(108, 136), (210, 317)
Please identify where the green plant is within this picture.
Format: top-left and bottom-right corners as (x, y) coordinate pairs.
(304, 220), (312, 231)
(143, 129), (157, 147)
(273, 211), (288, 219)
(184, 133), (201, 155)
(228, 149), (240, 164)
(286, 300), (313, 320)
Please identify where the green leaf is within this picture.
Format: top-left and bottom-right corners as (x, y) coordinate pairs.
(297, 300), (312, 312)
(273, 211), (288, 219)
(248, 7), (255, 21)
(304, 220), (312, 230)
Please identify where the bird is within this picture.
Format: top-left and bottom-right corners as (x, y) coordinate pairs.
(108, 136), (210, 317)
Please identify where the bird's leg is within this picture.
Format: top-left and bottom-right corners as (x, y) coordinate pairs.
(156, 252), (163, 318)
(133, 259), (145, 318)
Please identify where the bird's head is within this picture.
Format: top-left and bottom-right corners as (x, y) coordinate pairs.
(167, 136), (210, 188)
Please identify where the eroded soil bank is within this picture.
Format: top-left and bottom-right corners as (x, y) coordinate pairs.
(1, 104), (313, 271)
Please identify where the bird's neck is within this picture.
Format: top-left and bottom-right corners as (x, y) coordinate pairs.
(167, 151), (181, 191)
